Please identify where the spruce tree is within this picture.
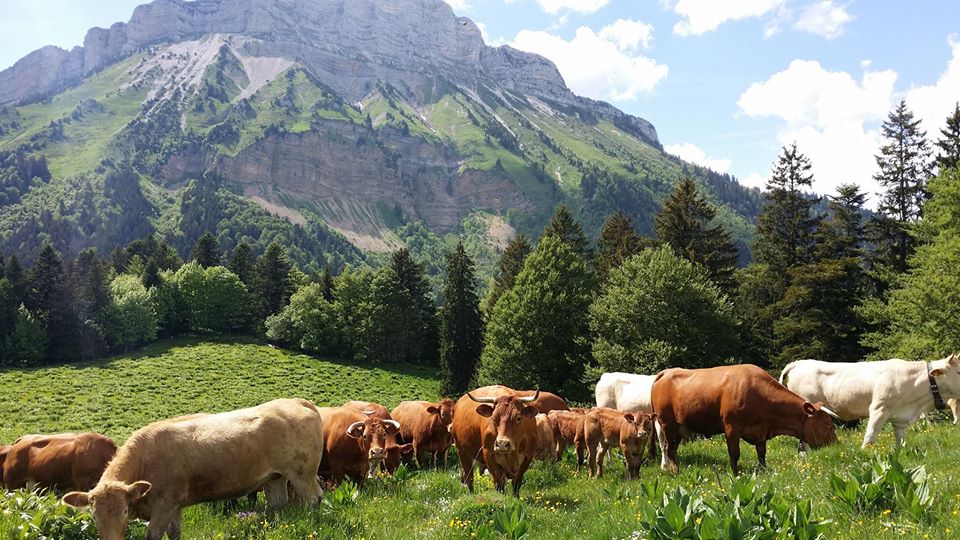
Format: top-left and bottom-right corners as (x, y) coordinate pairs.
(594, 211), (643, 283)
(28, 244), (81, 363)
(439, 243), (483, 396)
(0, 279), (16, 365)
(191, 232), (222, 268)
(320, 267), (336, 303)
(142, 259), (162, 289)
(935, 102), (960, 171)
(874, 100), (933, 273)
(655, 178), (739, 291)
(4, 255), (25, 307)
(391, 248), (439, 365)
(0, 252), (4, 279)
(252, 242), (295, 321)
(72, 249), (112, 358)
(481, 234), (532, 316)
(543, 205), (591, 260)
(227, 242), (255, 286)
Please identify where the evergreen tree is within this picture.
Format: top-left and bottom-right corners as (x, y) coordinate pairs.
(478, 236), (595, 400)
(0, 252), (4, 279)
(753, 143), (820, 273)
(439, 243), (483, 396)
(252, 242), (295, 321)
(655, 178), (740, 291)
(3, 254), (25, 307)
(227, 242), (255, 286)
(110, 246), (126, 273)
(594, 211), (643, 283)
(391, 248), (439, 365)
(356, 268), (418, 363)
(874, 100), (933, 273)
(191, 232), (222, 268)
(72, 249), (112, 358)
(3, 306), (46, 367)
(0, 279), (16, 365)
(27, 244), (81, 363)
(542, 205), (591, 260)
(935, 102), (960, 171)
(320, 267), (336, 303)
(142, 259), (162, 289)
(481, 234), (532, 317)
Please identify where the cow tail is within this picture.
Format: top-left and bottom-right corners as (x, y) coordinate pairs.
(779, 362), (797, 386)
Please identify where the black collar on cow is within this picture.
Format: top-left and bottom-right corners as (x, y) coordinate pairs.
(926, 361), (948, 411)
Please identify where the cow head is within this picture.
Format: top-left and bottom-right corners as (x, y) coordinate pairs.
(63, 481), (152, 540)
(429, 398), (457, 427)
(383, 442), (414, 473)
(469, 391), (539, 455)
(929, 354), (960, 397)
(801, 402), (839, 448)
(346, 417), (400, 466)
(619, 412), (656, 479)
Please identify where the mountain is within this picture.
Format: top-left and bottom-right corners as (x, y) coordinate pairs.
(0, 0), (762, 273)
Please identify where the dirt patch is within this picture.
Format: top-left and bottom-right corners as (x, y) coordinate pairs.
(244, 188), (308, 226)
(481, 214), (516, 251)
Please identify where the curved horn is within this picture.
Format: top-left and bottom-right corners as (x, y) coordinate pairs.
(383, 419), (400, 430)
(362, 410), (375, 416)
(518, 390), (540, 403)
(467, 392), (496, 404)
(819, 406), (842, 421)
(346, 421), (366, 436)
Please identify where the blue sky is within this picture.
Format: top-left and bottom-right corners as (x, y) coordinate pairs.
(2, 0), (959, 203)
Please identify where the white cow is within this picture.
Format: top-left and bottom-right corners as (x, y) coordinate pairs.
(779, 355), (960, 448)
(595, 372), (656, 413)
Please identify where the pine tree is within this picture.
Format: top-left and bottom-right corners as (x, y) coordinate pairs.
(935, 102), (960, 171)
(252, 242), (295, 321)
(4, 255), (25, 308)
(655, 178), (740, 291)
(227, 242), (255, 286)
(356, 268), (418, 363)
(142, 259), (162, 289)
(191, 232), (222, 268)
(72, 249), (112, 358)
(753, 143), (820, 273)
(481, 234), (532, 317)
(439, 243), (483, 396)
(28, 244), (81, 363)
(0, 252), (4, 280)
(110, 246), (127, 273)
(320, 267), (336, 303)
(543, 205), (591, 260)
(594, 211), (643, 283)
(0, 278), (17, 365)
(391, 248), (439, 365)
(874, 100), (933, 273)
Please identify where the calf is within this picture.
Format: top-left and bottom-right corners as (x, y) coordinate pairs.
(547, 409), (587, 469)
(533, 414), (557, 461)
(653, 365), (838, 475)
(595, 372), (656, 413)
(583, 408), (655, 479)
(342, 401), (412, 474)
(780, 355), (960, 447)
(4, 433), (116, 492)
(318, 406), (400, 485)
(62, 399), (324, 540)
(390, 399), (455, 468)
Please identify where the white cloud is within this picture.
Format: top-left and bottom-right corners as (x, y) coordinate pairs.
(740, 172), (768, 189)
(445, 0), (469, 11)
(535, 0), (610, 14)
(509, 22), (669, 101)
(905, 35), (960, 142)
(738, 59), (898, 198)
(597, 18), (654, 51)
(664, 142), (733, 173)
(669, 0), (785, 36)
(793, 1), (853, 39)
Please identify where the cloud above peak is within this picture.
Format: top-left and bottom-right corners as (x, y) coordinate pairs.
(667, 0), (853, 39)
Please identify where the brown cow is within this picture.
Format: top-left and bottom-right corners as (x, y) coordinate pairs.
(534, 414), (556, 461)
(517, 389), (570, 414)
(583, 407), (656, 479)
(390, 399), (456, 468)
(2, 433), (116, 492)
(451, 385), (540, 496)
(318, 406), (400, 485)
(62, 399), (324, 540)
(547, 409), (587, 469)
(0, 444), (9, 488)
(341, 401), (412, 474)
(652, 365), (838, 475)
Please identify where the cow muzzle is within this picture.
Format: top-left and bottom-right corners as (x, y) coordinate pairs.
(494, 438), (514, 453)
(369, 447), (385, 460)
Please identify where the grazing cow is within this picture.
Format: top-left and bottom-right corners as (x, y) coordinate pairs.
(342, 401), (412, 474)
(390, 399), (456, 468)
(653, 365), (838, 475)
(318, 406), (400, 484)
(595, 372), (656, 413)
(780, 355), (960, 448)
(547, 409), (587, 469)
(3, 433), (116, 492)
(533, 414), (557, 461)
(451, 385), (540, 496)
(583, 408), (656, 479)
(62, 399), (324, 540)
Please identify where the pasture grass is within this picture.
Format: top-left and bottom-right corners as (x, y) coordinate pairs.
(1, 339), (959, 539)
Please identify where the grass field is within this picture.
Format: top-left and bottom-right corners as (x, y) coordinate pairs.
(1, 339), (959, 539)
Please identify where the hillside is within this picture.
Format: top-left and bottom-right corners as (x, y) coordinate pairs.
(0, 0), (762, 270)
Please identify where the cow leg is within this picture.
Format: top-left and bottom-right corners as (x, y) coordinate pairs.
(755, 440), (767, 471)
(587, 441), (599, 477)
(511, 457), (533, 497)
(724, 433), (741, 476)
(575, 443), (585, 471)
(658, 422), (680, 474)
(951, 399), (959, 425)
(489, 461), (507, 493)
(596, 443), (608, 478)
(892, 423), (908, 448)
(862, 410), (889, 448)
(166, 516), (182, 540)
(145, 508), (180, 540)
(414, 442), (426, 468)
(456, 445), (475, 492)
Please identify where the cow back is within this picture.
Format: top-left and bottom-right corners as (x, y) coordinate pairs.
(1, 433), (116, 492)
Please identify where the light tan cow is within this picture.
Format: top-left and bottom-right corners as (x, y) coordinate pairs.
(62, 399), (324, 540)
(584, 407), (656, 479)
(533, 414), (557, 461)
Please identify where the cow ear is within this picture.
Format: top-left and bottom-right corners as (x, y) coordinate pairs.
(400, 443), (414, 455)
(476, 404), (494, 417)
(346, 421), (366, 438)
(930, 367), (946, 378)
(62, 492), (90, 508)
(427, 406), (440, 415)
(126, 481), (152, 501)
(521, 406), (539, 418)
(802, 402), (816, 416)
(623, 413), (635, 424)
(949, 353), (960, 366)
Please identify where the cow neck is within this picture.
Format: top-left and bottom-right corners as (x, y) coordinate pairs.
(767, 395), (807, 440)
(926, 361), (948, 411)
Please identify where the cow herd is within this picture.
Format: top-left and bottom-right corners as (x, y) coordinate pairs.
(1, 355), (958, 539)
